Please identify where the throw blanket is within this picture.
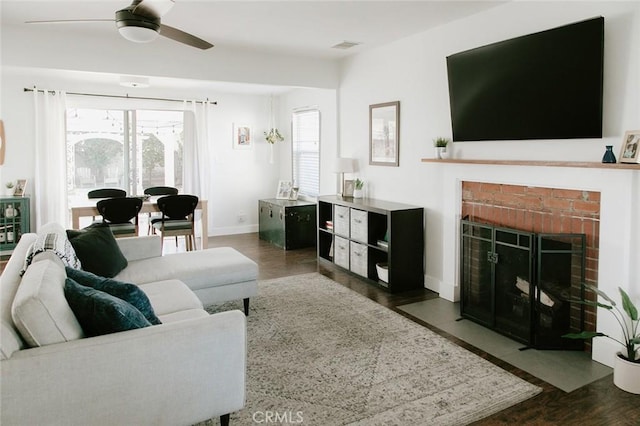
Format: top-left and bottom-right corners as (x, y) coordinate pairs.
(20, 232), (81, 276)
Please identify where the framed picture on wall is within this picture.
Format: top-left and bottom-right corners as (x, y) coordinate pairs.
(369, 101), (400, 167)
(619, 130), (640, 164)
(232, 123), (252, 149)
(276, 180), (292, 199)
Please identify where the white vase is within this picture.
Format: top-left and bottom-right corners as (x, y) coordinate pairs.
(353, 189), (363, 199)
(435, 147), (447, 159)
(613, 353), (640, 394)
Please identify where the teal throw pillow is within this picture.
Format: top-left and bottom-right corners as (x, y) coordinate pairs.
(66, 223), (128, 278)
(65, 267), (161, 325)
(64, 278), (151, 337)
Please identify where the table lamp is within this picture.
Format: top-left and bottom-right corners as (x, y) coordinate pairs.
(335, 158), (355, 196)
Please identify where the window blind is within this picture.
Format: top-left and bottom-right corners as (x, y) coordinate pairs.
(292, 109), (320, 199)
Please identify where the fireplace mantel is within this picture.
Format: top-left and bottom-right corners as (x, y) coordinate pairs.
(421, 158), (640, 170)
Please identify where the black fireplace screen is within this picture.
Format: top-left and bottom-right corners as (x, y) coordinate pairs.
(461, 220), (586, 350)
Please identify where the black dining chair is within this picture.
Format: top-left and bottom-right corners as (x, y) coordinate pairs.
(96, 197), (143, 238)
(88, 188), (126, 199)
(144, 186), (178, 234)
(152, 195), (199, 251)
(87, 188), (127, 222)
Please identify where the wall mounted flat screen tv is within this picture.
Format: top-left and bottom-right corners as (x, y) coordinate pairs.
(446, 17), (604, 142)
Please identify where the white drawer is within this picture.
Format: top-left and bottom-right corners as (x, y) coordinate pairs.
(334, 205), (350, 237)
(350, 209), (368, 243)
(349, 241), (368, 277)
(334, 236), (350, 269)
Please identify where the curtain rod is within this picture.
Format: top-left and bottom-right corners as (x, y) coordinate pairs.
(24, 87), (217, 105)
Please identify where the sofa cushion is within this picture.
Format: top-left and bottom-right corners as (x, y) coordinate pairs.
(11, 259), (84, 347)
(137, 280), (203, 316)
(64, 278), (152, 337)
(67, 224), (128, 278)
(65, 267), (161, 325)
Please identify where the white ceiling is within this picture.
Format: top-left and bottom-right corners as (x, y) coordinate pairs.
(1, 0), (506, 93)
(2, 0), (505, 59)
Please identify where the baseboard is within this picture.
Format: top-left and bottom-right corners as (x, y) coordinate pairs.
(210, 224), (258, 236)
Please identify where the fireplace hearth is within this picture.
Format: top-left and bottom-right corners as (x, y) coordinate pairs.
(460, 219), (586, 350)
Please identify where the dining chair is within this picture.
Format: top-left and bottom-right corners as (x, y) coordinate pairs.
(87, 188), (126, 199)
(152, 195), (199, 251)
(87, 188), (127, 222)
(144, 186), (178, 235)
(95, 197), (143, 238)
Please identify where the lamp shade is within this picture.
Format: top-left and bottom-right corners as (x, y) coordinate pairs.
(335, 158), (356, 173)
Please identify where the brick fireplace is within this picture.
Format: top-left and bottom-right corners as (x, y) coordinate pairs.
(460, 181), (600, 346)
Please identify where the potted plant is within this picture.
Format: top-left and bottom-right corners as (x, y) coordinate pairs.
(264, 128), (284, 144)
(5, 181), (14, 196)
(433, 137), (450, 159)
(353, 178), (364, 198)
(563, 284), (639, 394)
(264, 128), (284, 164)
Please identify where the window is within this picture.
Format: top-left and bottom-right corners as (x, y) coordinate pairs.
(291, 109), (320, 199)
(66, 108), (183, 207)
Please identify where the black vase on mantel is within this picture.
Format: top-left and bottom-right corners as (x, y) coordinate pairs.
(602, 145), (617, 163)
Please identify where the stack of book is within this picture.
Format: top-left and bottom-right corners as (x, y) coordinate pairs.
(325, 220), (334, 231)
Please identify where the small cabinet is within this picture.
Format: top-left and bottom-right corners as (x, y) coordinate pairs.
(0, 197), (30, 253)
(259, 199), (317, 250)
(318, 195), (424, 293)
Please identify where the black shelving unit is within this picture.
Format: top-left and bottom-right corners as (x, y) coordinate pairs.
(317, 195), (424, 292)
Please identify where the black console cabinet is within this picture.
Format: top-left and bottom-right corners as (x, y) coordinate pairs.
(259, 199), (316, 250)
(318, 195), (424, 293)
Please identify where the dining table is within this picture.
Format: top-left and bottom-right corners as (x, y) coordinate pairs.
(69, 196), (208, 249)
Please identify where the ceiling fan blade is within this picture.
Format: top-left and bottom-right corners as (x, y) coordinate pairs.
(133, 0), (175, 19)
(159, 24), (213, 50)
(25, 19), (114, 24)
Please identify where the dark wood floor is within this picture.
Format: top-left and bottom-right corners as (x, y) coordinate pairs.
(209, 233), (640, 425)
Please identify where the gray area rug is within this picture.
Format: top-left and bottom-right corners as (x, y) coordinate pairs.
(202, 273), (541, 425)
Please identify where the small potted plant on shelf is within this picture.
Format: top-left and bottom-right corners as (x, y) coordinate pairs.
(5, 181), (14, 196)
(563, 284), (639, 394)
(433, 137), (450, 159)
(353, 178), (364, 198)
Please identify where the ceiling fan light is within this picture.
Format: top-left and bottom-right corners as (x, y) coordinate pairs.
(118, 25), (159, 43)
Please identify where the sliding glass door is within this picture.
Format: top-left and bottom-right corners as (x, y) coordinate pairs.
(66, 108), (184, 206)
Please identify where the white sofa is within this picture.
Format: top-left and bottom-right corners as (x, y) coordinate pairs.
(0, 226), (252, 426)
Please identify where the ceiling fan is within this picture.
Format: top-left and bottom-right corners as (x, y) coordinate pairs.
(26, 0), (213, 50)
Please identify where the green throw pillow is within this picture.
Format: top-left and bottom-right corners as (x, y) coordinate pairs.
(66, 223), (128, 278)
(65, 267), (161, 325)
(64, 278), (151, 337)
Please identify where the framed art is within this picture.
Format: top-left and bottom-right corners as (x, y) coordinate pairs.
(343, 180), (355, 197)
(13, 179), (26, 197)
(232, 123), (252, 149)
(369, 101), (400, 167)
(276, 180), (292, 199)
(619, 130), (640, 164)
(289, 187), (300, 201)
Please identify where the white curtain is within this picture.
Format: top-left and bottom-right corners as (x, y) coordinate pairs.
(183, 100), (213, 237)
(33, 89), (68, 229)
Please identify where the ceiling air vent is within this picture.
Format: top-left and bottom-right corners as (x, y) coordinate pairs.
(332, 41), (361, 50)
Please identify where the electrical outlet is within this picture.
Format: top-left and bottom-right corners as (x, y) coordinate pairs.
(238, 212), (246, 223)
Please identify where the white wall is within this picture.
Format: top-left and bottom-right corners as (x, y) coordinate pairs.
(338, 1), (640, 367)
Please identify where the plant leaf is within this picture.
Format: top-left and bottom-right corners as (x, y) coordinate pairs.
(569, 299), (613, 310)
(586, 283), (615, 306)
(562, 331), (606, 339)
(619, 287), (639, 321)
(630, 337), (640, 344)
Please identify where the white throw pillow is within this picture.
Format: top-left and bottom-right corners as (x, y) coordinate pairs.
(11, 259), (84, 347)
